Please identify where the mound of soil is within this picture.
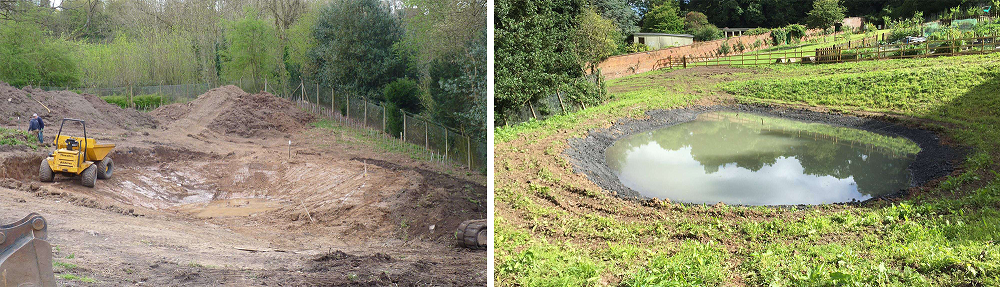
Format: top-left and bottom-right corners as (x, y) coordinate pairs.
(212, 92), (314, 137)
(0, 82), (157, 130)
(152, 85), (313, 137)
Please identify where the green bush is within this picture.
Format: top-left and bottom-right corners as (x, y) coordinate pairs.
(770, 28), (788, 45)
(0, 127), (38, 149)
(717, 41), (732, 55)
(101, 94), (166, 111)
(382, 77), (424, 114)
(785, 24), (807, 41)
(691, 24), (722, 41)
(747, 27), (770, 35)
(622, 43), (650, 53)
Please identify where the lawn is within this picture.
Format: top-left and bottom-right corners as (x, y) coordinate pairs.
(494, 53), (1000, 286)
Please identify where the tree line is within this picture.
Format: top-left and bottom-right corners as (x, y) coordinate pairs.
(0, 0), (486, 141)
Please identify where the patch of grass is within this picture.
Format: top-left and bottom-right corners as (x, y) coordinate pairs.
(0, 127), (39, 150)
(58, 274), (97, 283)
(52, 260), (77, 269)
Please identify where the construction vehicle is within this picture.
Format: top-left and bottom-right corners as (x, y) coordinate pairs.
(38, 119), (115, 187)
(0, 213), (56, 287)
(455, 219), (487, 250)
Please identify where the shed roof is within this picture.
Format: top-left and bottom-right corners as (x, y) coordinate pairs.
(632, 33), (695, 38)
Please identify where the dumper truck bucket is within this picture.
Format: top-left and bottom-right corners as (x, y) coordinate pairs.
(0, 213), (56, 287)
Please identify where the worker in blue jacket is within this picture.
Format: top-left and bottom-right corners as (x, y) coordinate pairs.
(28, 114), (45, 146)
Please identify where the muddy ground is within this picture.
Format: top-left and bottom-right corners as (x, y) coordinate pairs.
(564, 104), (959, 202)
(1, 85), (486, 286)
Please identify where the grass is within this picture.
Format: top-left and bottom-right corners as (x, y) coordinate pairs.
(0, 127), (39, 150)
(311, 119), (435, 162)
(690, 30), (890, 67)
(58, 274), (97, 283)
(494, 53), (1000, 286)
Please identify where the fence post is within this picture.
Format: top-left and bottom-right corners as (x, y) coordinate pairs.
(682, 56), (687, 68)
(467, 135), (471, 169)
(444, 127), (448, 163)
(556, 90), (566, 114)
(382, 105), (386, 133)
(331, 88), (335, 115)
(347, 95), (350, 119)
(425, 121), (428, 150)
(363, 100), (368, 128)
(402, 111), (406, 143)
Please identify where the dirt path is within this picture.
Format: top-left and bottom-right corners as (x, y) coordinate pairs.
(0, 86), (486, 286)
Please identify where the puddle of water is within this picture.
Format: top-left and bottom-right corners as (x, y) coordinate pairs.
(173, 198), (285, 218)
(605, 112), (920, 205)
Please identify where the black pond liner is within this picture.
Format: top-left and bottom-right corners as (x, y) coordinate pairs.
(564, 104), (962, 207)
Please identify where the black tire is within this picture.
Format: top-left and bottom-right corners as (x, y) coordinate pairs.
(80, 164), (97, 188)
(455, 219), (487, 250)
(39, 159), (54, 182)
(96, 157), (113, 179)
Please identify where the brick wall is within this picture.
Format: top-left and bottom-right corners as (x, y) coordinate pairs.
(596, 28), (834, 80)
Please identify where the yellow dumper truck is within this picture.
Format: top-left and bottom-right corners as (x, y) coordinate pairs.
(39, 118), (115, 187)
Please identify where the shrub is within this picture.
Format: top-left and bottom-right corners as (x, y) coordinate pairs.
(785, 24), (807, 41)
(382, 77), (424, 114)
(692, 24), (723, 41)
(621, 43), (650, 54)
(101, 94), (167, 111)
(747, 27), (770, 35)
(770, 28), (788, 45)
(717, 41), (731, 55)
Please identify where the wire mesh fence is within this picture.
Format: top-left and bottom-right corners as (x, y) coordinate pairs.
(34, 78), (485, 172)
(288, 83), (485, 173)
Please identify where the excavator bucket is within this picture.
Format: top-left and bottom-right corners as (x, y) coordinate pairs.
(0, 213), (56, 287)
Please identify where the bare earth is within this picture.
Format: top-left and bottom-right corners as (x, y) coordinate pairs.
(0, 85), (486, 286)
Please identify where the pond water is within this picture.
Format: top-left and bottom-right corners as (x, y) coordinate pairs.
(605, 112), (920, 205)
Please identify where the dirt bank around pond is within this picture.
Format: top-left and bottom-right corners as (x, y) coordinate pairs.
(565, 104), (961, 203)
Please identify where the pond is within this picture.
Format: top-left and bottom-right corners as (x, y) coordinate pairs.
(605, 112), (920, 205)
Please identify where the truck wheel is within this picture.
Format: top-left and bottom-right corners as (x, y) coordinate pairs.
(455, 219), (487, 250)
(39, 160), (54, 182)
(96, 158), (113, 179)
(80, 165), (97, 188)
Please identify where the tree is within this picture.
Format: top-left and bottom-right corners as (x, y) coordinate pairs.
(589, 0), (639, 41)
(311, 0), (405, 99)
(495, 0), (585, 123)
(684, 11), (709, 31)
(575, 8), (619, 72)
(806, 0), (845, 29)
(431, 28), (486, 141)
(641, 2), (684, 33)
(221, 10), (286, 92)
(0, 20), (79, 87)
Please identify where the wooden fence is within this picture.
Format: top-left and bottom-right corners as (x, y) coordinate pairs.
(815, 34), (1000, 63)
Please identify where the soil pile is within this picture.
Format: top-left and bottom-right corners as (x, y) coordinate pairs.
(0, 82), (157, 130)
(152, 85), (313, 137)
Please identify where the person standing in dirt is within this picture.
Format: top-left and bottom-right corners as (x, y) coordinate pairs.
(28, 114), (45, 146)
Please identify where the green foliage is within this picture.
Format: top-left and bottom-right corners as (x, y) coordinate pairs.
(101, 94), (166, 111)
(312, 0), (406, 98)
(641, 2), (684, 33)
(621, 241), (728, 287)
(717, 41), (732, 55)
(786, 24), (807, 40)
(747, 27), (770, 35)
(683, 11), (710, 32)
(587, 0), (640, 43)
(770, 28), (788, 45)
(885, 12), (925, 43)
(0, 20), (79, 87)
(495, 0), (586, 122)
(383, 78), (424, 114)
(431, 29), (487, 141)
(575, 8), (620, 69)
(806, 0), (846, 29)
(691, 23), (722, 41)
(0, 127), (39, 150)
(221, 10), (286, 93)
(78, 31), (201, 88)
(621, 42), (650, 54)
